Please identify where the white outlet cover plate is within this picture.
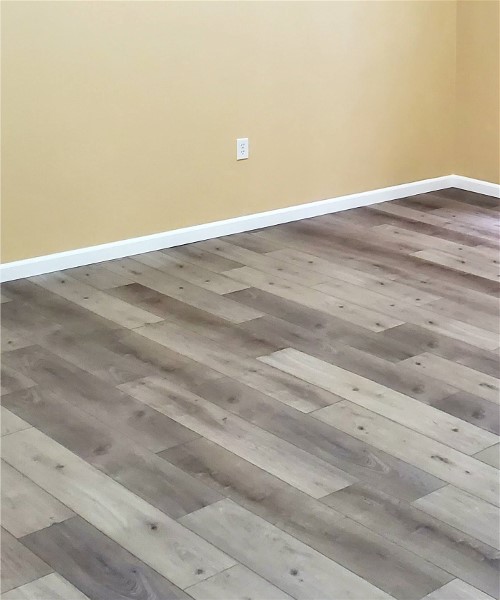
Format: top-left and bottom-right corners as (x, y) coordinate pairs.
(237, 138), (249, 160)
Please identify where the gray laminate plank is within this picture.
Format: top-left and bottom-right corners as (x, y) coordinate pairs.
(413, 485), (500, 550)
(21, 517), (190, 599)
(103, 257), (262, 323)
(121, 376), (356, 498)
(2, 428), (235, 589)
(400, 353), (500, 404)
(2, 345), (198, 453)
(474, 444), (500, 469)
(1, 573), (90, 600)
(1, 529), (52, 593)
(181, 375), (444, 501)
(1, 461), (74, 538)
(1, 407), (31, 437)
(313, 401), (500, 506)
(430, 392), (500, 435)
(134, 320), (342, 412)
(30, 272), (163, 329)
(323, 483), (500, 598)
(422, 579), (495, 600)
(1, 387), (220, 520)
(185, 565), (294, 600)
(161, 438), (451, 600)
(180, 499), (394, 600)
(259, 348), (497, 454)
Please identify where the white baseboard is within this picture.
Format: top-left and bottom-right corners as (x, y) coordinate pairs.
(1, 173), (497, 283)
(449, 175), (500, 198)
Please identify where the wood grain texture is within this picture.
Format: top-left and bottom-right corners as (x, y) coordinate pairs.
(1, 407), (31, 437)
(1, 529), (51, 593)
(162, 439), (451, 600)
(323, 482), (500, 598)
(22, 517), (190, 600)
(185, 565), (294, 600)
(259, 348), (497, 454)
(1, 573), (90, 600)
(180, 499), (394, 600)
(2, 428), (235, 589)
(121, 376), (355, 498)
(474, 444), (500, 469)
(1, 461), (74, 538)
(1, 189), (498, 598)
(413, 485), (500, 550)
(423, 579), (495, 600)
(314, 401), (500, 506)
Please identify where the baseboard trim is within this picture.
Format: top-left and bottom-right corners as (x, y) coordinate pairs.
(449, 175), (500, 198)
(1, 173), (497, 283)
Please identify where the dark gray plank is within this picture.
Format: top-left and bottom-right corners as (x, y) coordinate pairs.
(2, 386), (220, 520)
(22, 517), (190, 599)
(430, 391), (500, 435)
(1, 529), (51, 593)
(2, 346), (198, 453)
(186, 376), (444, 501)
(323, 483), (500, 598)
(163, 439), (451, 600)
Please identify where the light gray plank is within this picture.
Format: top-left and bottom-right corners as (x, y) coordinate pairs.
(1, 461), (74, 538)
(474, 444), (500, 469)
(2, 428), (235, 589)
(1, 573), (90, 600)
(1, 529), (51, 593)
(423, 579), (495, 600)
(186, 565), (294, 600)
(414, 485), (500, 550)
(1, 407), (31, 437)
(259, 348), (497, 454)
(313, 401), (500, 506)
(121, 376), (355, 498)
(180, 499), (394, 600)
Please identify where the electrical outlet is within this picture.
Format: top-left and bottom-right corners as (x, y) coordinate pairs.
(236, 138), (249, 160)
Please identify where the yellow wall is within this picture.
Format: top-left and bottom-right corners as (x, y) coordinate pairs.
(456, 0), (500, 184)
(0, 1), (467, 262)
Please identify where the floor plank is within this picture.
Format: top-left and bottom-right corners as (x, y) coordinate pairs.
(400, 353), (499, 404)
(180, 499), (394, 600)
(2, 345), (199, 453)
(180, 375), (444, 501)
(185, 564), (294, 600)
(121, 376), (356, 498)
(30, 272), (164, 329)
(259, 348), (497, 454)
(1, 387), (220, 520)
(422, 579), (495, 600)
(225, 266), (404, 331)
(104, 257), (263, 323)
(1, 529), (52, 593)
(474, 444), (500, 469)
(1, 573), (90, 600)
(413, 485), (500, 550)
(1, 461), (74, 538)
(22, 517), (190, 600)
(313, 401), (500, 506)
(2, 428), (236, 589)
(1, 407), (31, 437)
(323, 483), (500, 599)
(162, 438), (451, 600)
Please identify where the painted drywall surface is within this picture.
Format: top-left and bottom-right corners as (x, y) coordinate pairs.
(1, 1), (456, 262)
(456, 0), (500, 185)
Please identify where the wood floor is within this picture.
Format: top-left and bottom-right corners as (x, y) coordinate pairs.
(1, 187), (499, 600)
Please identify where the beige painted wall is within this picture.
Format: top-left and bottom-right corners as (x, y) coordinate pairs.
(0, 1), (462, 262)
(456, 0), (500, 184)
